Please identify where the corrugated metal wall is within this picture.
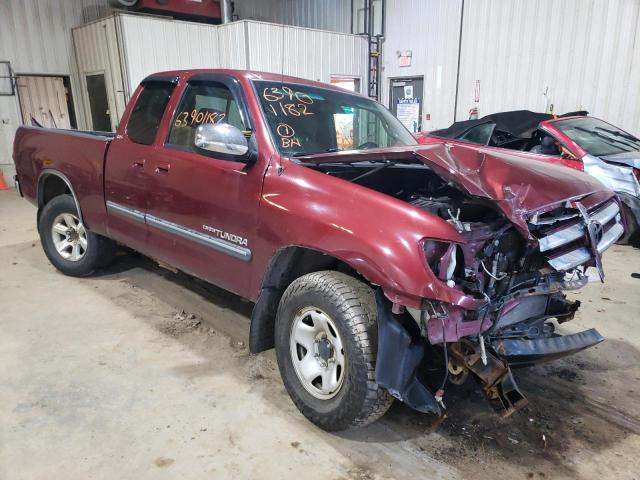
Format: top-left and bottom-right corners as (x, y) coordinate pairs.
(0, 0), (111, 184)
(381, 0), (462, 131)
(117, 14), (222, 95)
(383, 0), (640, 134)
(456, 0), (640, 134)
(72, 14), (367, 131)
(72, 17), (127, 130)
(217, 22), (250, 70)
(235, 0), (353, 33)
(114, 15), (367, 94)
(245, 22), (368, 83)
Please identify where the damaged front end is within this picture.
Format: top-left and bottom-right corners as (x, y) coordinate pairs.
(376, 190), (623, 417)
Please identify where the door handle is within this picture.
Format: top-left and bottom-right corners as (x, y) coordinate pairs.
(155, 163), (170, 174)
(133, 158), (146, 168)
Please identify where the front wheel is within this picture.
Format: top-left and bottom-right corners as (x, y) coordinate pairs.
(275, 271), (393, 431)
(39, 195), (116, 277)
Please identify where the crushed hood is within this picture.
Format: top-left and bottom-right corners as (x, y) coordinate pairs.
(600, 151), (640, 169)
(296, 143), (615, 237)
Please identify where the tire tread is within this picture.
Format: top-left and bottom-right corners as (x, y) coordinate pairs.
(275, 271), (393, 430)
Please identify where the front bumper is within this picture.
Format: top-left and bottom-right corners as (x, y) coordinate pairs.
(492, 328), (604, 367)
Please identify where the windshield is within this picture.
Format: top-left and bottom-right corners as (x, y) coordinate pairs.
(553, 117), (640, 157)
(254, 81), (417, 155)
(457, 122), (495, 145)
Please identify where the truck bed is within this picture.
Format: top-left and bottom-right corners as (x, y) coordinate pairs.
(13, 126), (114, 234)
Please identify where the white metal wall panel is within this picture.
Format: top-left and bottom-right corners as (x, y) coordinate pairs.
(381, 0), (463, 130)
(72, 17), (127, 130)
(115, 15), (366, 90)
(236, 0), (352, 34)
(0, 0), (110, 183)
(216, 22), (249, 70)
(118, 14), (222, 95)
(456, 0), (640, 134)
(245, 22), (368, 84)
(0, 0), (105, 74)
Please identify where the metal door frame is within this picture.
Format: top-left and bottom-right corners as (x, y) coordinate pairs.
(389, 76), (424, 132)
(84, 70), (113, 132)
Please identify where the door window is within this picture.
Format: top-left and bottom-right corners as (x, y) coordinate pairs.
(167, 82), (245, 152)
(458, 123), (495, 145)
(126, 81), (175, 145)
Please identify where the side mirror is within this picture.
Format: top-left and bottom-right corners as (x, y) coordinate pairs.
(194, 123), (249, 156)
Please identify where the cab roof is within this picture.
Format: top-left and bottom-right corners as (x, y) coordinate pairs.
(142, 69), (354, 95)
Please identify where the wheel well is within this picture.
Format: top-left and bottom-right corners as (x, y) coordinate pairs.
(249, 246), (361, 353)
(37, 174), (73, 223)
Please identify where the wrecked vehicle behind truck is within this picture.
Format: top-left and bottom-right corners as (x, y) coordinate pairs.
(13, 70), (625, 430)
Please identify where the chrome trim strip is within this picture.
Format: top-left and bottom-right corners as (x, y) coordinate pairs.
(146, 214), (252, 262)
(539, 202), (620, 252)
(548, 222), (624, 271)
(106, 200), (146, 223)
(596, 222), (625, 253)
(106, 201), (252, 261)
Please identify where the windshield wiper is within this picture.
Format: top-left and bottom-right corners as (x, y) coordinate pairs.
(291, 148), (341, 157)
(574, 126), (636, 153)
(350, 160), (396, 183)
(595, 126), (640, 143)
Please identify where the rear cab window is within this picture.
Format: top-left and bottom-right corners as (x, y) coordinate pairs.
(126, 81), (175, 145)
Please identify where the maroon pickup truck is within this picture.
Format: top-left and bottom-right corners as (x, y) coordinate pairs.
(13, 69), (625, 431)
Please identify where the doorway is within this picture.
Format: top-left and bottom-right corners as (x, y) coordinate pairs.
(390, 77), (424, 133)
(86, 73), (112, 132)
(16, 75), (76, 129)
(331, 77), (361, 93)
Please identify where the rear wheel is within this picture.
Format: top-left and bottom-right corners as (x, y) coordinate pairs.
(274, 271), (393, 431)
(39, 195), (116, 276)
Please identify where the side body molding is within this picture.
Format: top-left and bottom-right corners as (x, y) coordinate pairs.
(105, 201), (252, 261)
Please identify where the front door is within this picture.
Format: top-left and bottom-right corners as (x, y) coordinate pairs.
(104, 78), (177, 253)
(145, 74), (263, 298)
(390, 77), (424, 133)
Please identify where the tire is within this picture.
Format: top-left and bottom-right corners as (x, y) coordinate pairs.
(38, 195), (116, 277)
(274, 271), (393, 431)
(618, 203), (639, 246)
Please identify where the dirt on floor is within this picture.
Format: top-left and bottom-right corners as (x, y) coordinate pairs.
(1, 189), (639, 480)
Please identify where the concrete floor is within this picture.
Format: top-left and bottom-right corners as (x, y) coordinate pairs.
(1, 189), (639, 480)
